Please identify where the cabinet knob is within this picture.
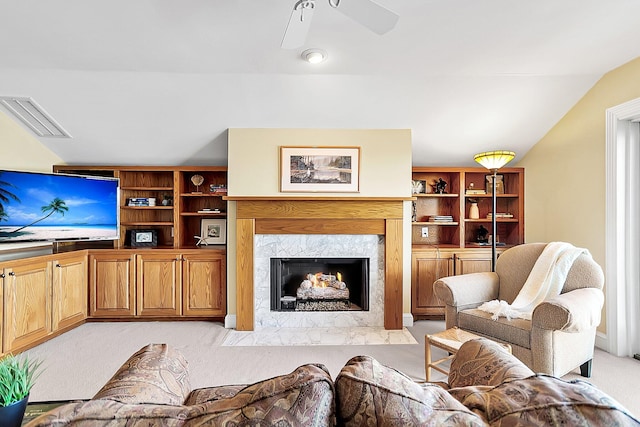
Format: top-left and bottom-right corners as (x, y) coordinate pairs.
(0, 273), (4, 279)
(56, 263), (62, 268)
(8, 271), (15, 276)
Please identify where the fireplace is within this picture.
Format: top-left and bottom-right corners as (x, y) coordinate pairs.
(232, 198), (406, 330)
(271, 257), (370, 312)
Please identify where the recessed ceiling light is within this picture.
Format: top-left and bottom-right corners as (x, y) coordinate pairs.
(301, 48), (327, 64)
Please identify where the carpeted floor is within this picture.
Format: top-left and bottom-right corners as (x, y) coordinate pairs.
(23, 320), (640, 417)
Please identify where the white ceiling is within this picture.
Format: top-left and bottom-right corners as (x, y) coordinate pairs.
(2, 0), (640, 167)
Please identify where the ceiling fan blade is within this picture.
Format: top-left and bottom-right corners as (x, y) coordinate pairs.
(281, 2), (316, 49)
(333, 0), (399, 35)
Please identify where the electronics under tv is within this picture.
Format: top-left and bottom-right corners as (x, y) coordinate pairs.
(0, 169), (119, 243)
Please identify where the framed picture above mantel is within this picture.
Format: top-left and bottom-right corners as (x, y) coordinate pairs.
(280, 146), (360, 193)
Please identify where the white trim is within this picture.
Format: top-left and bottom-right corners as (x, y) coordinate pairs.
(605, 97), (640, 356)
(403, 312), (414, 327)
(224, 314), (237, 329)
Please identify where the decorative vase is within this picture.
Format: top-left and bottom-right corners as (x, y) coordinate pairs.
(0, 395), (29, 427)
(469, 202), (479, 219)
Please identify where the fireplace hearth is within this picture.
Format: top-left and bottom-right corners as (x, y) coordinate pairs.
(271, 257), (370, 312)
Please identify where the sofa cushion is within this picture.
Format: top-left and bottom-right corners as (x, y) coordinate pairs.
(335, 355), (485, 426)
(93, 343), (191, 406)
(458, 309), (531, 349)
(184, 385), (245, 405)
(182, 363), (335, 426)
(448, 374), (640, 426)
(24, 399), (192, 427)
(28, 363), (335, 427)
(449, 338), (534, 388)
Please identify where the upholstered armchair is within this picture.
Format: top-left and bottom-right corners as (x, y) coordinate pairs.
(433, 242), (604, 377)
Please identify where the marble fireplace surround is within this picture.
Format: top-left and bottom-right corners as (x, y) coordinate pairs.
(231, 197), (406, 331)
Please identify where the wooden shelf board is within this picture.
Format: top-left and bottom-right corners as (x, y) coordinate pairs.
(181, 212), (227, 217)
(413, 193), (458, 198)
(464, 218), (518, 222)
(121, 187), (173, 191)
(180, 193), (226, 197)
(412, 222), (459, 226)
(120, 222), (174, 226)
(121, 206), (173, 210)
(463, 193), (519, 198)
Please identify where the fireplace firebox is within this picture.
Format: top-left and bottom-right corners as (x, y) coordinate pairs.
(270, 257), (370, 312)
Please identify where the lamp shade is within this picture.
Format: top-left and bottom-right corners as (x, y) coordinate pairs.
(474, 150), (515, 170)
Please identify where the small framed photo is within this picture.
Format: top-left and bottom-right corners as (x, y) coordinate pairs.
(486, 174), (505, 194)
(201, 219), (226, 244)
(130, 229), (158, 247)
(280, 146), (360, 192)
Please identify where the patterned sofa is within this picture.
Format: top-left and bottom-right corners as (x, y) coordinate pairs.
(27, 339), (639, 426)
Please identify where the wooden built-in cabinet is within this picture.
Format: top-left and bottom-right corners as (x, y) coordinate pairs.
(136, 252), (182, 317)
(2, 252), (87, 354)
(182, 252), (226, 317)
(411, 167), (524, 319)
(411, 250), (453, 318)
(89, 249), (226, 319)
(52, 252), (88, 331)
(52, 165), (228, 249)
(89, 251), (136, 317)
(52, 165), (229, 320)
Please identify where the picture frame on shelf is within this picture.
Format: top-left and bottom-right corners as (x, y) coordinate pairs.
(485, 174), (504, 194)
(280, 146), (360, 192)
(129, 229), (158, 247)
(201, 219), (226, 245)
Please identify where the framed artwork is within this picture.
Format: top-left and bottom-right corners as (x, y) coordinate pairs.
(201, 219), (226, 244)
(280, 146), (360, 192)
(485, 174), (504, 194)
(130, 229), (158, 247)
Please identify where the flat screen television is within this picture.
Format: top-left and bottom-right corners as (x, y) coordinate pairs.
(0, 169), (119, 243)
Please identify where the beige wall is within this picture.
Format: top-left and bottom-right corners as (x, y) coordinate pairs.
(518, 56), (640, 333)
(226, 128), (413, 317)
(0, 111), (62, 171)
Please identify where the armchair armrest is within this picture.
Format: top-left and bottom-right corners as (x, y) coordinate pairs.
(433, 272), (499, 308)
(532, 287), (604, 332)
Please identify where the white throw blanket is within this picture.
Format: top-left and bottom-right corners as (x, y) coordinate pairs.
(478, 242), (588, 320)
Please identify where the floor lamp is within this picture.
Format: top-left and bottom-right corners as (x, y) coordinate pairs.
(473, 150), (515, 272)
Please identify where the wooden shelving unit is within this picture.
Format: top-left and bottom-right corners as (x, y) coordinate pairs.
(53, 165), (228, 249)
(410, 166), (524, 319)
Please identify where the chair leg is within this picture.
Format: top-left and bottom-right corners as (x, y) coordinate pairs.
(580, 359), (592, 377)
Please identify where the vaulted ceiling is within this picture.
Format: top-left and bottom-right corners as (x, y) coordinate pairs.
(2, 0), (640, 166)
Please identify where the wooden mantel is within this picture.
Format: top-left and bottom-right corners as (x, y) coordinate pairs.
(229, 197), (409, 331)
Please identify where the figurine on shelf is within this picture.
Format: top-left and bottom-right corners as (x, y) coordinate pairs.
(411, 180), (424, 194)
(476, 225), (489, 244)
(433, 178), (447, 194)
(194, 235), (208, 246)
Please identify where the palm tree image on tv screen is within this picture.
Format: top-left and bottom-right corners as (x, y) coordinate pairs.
(0, 170), (119, 243)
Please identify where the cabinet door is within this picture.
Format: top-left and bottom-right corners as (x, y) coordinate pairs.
(3, 261), (52, 353)
(454, 251), (493, 275)
(52, 254), (88, 331)
(89, 252), (136, 317)
(137, 253), (181, 316)
(182, 253), (226, 316)
(411, 251), (452, 318)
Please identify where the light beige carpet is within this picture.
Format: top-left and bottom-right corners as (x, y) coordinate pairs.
(23, 320), (640, 418)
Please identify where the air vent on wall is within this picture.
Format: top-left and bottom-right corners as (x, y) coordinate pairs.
(0, 96), (71, 138)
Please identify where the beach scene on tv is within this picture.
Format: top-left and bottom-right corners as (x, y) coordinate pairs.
(0, 170), (119, 243)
